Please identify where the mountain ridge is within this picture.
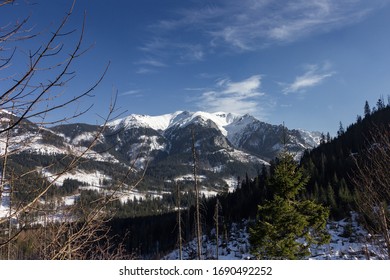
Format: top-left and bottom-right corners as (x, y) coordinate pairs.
(106, 110), (321, 151)
(1, 110), (321, 194)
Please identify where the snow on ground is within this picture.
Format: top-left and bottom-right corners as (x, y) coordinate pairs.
(174, 174), (207, 182)
(62, 194), (80, 206)
(27, 143), (70, 155)
(164, 213), (388, 260)
(0, 130), (118, 163)
(225, 114), (257, 144)
(107, 111), (244, 137)
(118, 189), (171, 203)
(138, 135), (166, 151)
(0, 133), (38, 153)
(119, 190), (147, 203)
(228, 149), (269, 165)
(199, 187), (219, 199)
(309, 213), (386, 260)
(71, 132), (96, 145)
(0, 188), (10, 218)
(0, 133), (67, 156)
(223, 177), (239, 193)
(108, 111), (184, 131)
(178, 111), (236, 137)
(164, 221), (252, 260)
(41, 169), (111, 186)
(297, 129), (321, 147)
(59, 187), (168, 206)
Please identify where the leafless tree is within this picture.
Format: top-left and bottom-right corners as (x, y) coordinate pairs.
(0, 0), (141, 259)
(351, 124), (390, 259)
(191, 128), (202, 260)
(213, 198), (221, 259)
(175, 181), (183, 260)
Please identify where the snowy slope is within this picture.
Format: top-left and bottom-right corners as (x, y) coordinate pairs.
(108, 111), (185, 131)
(0, 185), (11, 218)
(0, 110), (321, 207)
(107, 111), (320, 151)
(164, 213), (388, 260)
(166, 111), (241, 137)
(107, 111), (238, 135)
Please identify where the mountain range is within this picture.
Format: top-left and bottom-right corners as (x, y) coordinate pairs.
(0, 110), (321, 194)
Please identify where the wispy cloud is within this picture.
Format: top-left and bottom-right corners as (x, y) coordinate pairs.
(120, 89), (143, 97)
(135, 58), (167, 74)
(147, 0), (386, 53)
(184, 87), (209, 91)
(139, 38), (204, 68)
(135, 68), (156, 74)
(282, 63), (335, 94)
(196, 75), (268, 117)
(177, 43), (204, 62)
(136, 58), (167, 68)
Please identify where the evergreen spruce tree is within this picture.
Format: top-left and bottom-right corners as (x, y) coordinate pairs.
(364, 100), (371, 117)
(326, 132), (331, 143)
(377, 96), (385, 110)
(337, 121), (345, 137)
(320, 133), (326, 144)
(326, 184), (337, 210)
(249, 152), (330, 259)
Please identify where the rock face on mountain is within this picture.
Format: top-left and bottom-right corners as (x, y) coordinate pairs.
(102, 111), (320, 163)
(0, 110), (320, 191)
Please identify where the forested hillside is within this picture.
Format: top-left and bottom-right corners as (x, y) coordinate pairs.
(301, 99), (390, 218)
(107, 99), (390, 258)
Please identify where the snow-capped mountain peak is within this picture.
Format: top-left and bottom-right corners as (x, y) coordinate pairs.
(1, 109), (323, 211)
(167, 111), (241, 136)
(106, 111), (320, 159)
(108, 110), (244, 137)
(107, 111), (184, 131)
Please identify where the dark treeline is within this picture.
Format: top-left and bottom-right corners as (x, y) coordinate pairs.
(301, 101), (390, 218)
(107, 171), (268, 258)
(109, 210), (196, 258)
(8, 98), (387, 258)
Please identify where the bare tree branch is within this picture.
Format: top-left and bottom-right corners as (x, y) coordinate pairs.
(0, 1), (140, 260)
(351, 124), (390, 259)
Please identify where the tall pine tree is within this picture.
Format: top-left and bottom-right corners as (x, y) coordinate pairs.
(249, 152), (330, 259)
(364, 100), (371, 117)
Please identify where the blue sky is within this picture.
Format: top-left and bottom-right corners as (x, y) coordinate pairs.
(3, 0), (390, 135)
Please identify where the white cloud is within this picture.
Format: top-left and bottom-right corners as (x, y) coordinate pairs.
(212, 26), (254, 51)
(135, 68), (156, 74)
(148, 0), (386, 52)
(136, 58), (167, 68)
(177, 43), (204, 62)
(139, 38), (204, 66)
(196, 75), (266, 116)
(184, 87), (209, 91)
(223, 75), (263, 97)
(120, 90), (143, 97)
(282, 63), (335, 94)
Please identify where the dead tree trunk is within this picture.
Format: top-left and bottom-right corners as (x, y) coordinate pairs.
(352, 124), (390, 259)
(176, 182), (183, 260)
(192, 129), (201, 260)
(214, 198), (220, 259)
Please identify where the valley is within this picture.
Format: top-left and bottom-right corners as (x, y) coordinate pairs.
(1, 105), (389, 260)
(0, 109), (321, 218)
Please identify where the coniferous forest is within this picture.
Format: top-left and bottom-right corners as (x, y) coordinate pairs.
(101, 99), (390, 259)
(1, 96), (389, 259)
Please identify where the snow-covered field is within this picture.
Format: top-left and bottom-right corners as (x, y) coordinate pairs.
(164, 213), (388, 260)
(40, 169), (111, 187)
(0, 186), (10, 218)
